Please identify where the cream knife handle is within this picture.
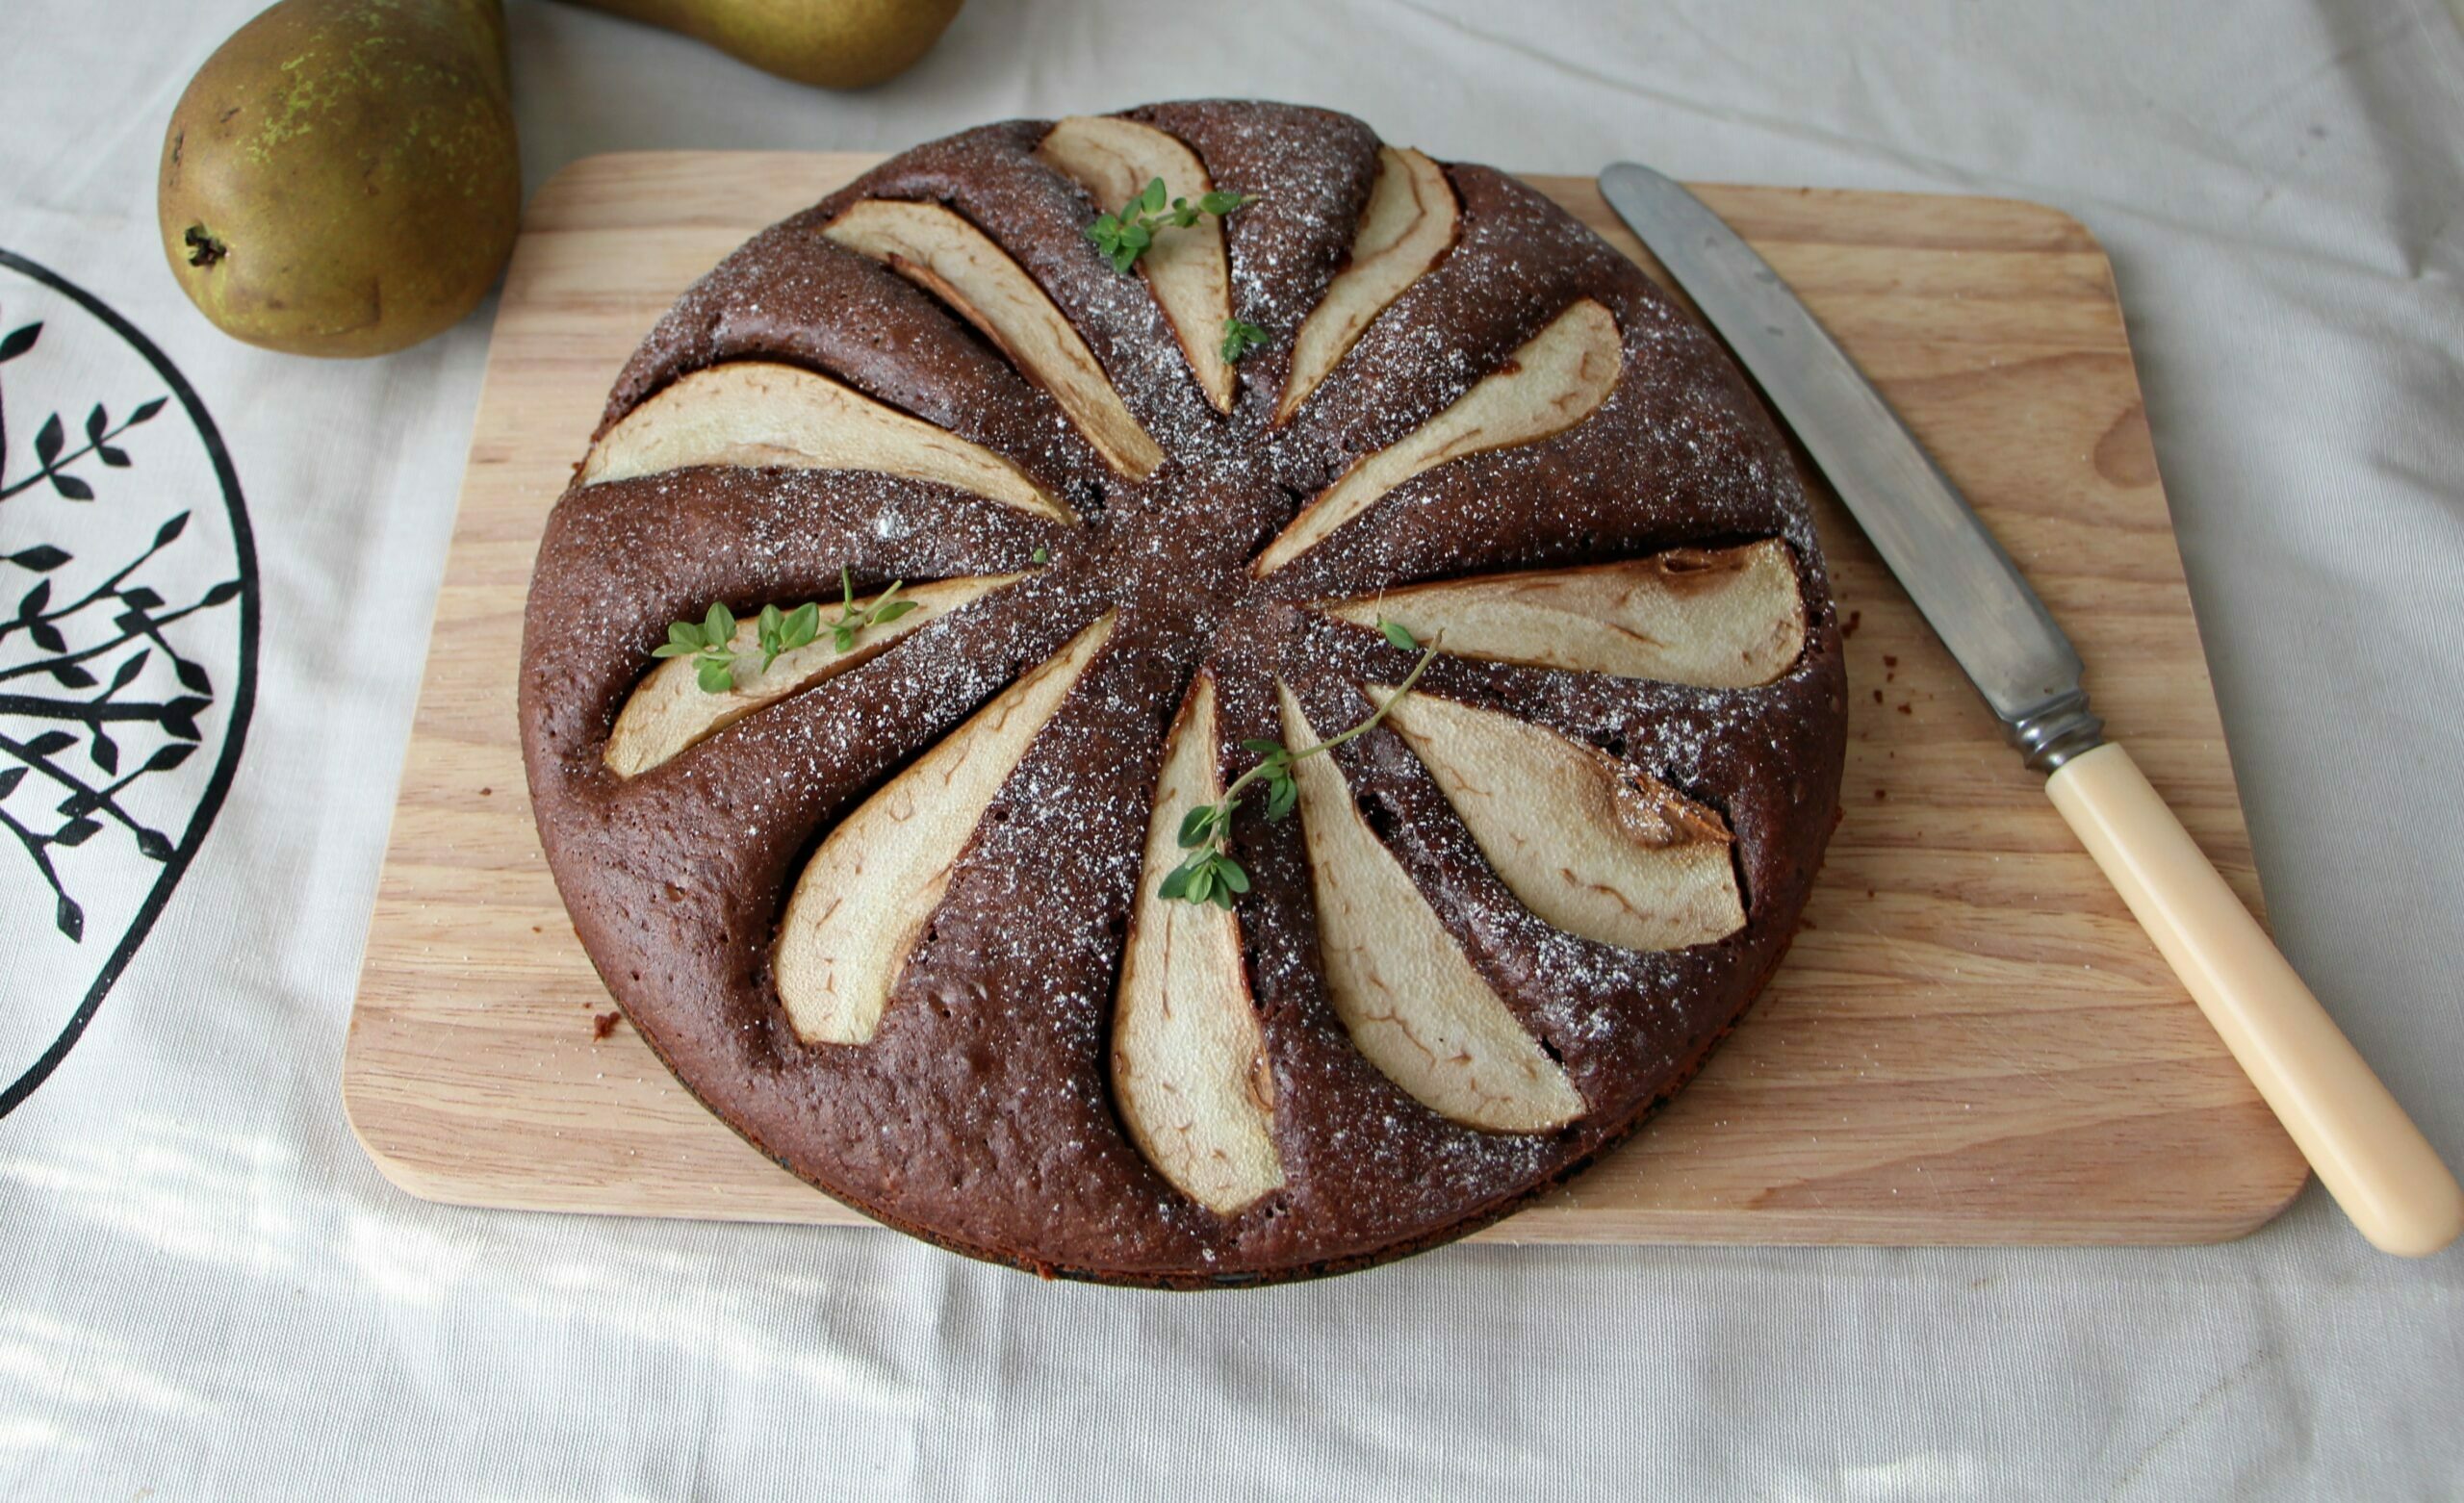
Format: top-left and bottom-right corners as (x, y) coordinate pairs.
(2047, 743), (2463, 1256)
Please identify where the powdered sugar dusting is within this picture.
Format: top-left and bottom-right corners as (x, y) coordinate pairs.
(518, 102), (1846, 1286)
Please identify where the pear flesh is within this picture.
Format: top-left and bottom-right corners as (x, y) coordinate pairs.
(826, 200), (1165, 478)
(1255, 298), (1624, 573)
(603, 574), (1021, 778)
(1113, 676), (1285, 1214)
(774, 616), (1114, 1045)
(581, 361), (1072, 524)
(1376, 689), (1746, 953)
(1322, 542), (1808, 690)
(1276, 147), (1458, 424)
(1277, 684), (1585, 1134)
(1036, 115), (1239, 414)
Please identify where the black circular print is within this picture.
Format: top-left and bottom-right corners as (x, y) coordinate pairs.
(0, 249), (257, 1115)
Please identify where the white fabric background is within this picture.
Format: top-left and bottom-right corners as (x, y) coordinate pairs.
(4, 0), (2461, 1495)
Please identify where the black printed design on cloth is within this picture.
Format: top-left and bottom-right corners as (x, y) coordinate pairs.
(0, 249), (257, 1115)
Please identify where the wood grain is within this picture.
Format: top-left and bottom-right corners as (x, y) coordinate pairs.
(342, 151), (2309, 1244)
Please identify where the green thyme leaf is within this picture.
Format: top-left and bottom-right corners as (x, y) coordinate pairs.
(1220, 318), (1269, 364)
(695, 656), (735, 694)
(1031, 546), (1050, 565)
(1379, 619), (1420, 652)
(783, 601), (819, 650)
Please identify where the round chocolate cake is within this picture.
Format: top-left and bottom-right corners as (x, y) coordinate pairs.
(520, 101), (1845, 1286)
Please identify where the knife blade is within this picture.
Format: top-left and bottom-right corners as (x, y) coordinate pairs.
(1599, 163), (2100, 767)
(1599, 161), (2462, 1256)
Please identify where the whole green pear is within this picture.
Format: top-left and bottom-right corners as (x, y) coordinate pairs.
(566, 0), (965, 89)
(158, 0), (522, 358)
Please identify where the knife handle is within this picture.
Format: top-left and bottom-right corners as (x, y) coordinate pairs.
(2046, 742), (2463, 1256)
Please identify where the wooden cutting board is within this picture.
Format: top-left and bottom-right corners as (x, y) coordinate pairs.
(343, 151), (2309, 1245)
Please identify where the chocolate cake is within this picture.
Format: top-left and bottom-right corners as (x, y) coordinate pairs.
(519, 101), (1846, 1286)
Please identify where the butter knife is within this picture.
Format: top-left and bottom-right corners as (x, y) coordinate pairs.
(1600, 162), (2462, 1257)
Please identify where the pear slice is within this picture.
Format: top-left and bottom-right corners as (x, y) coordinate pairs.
(1113, 676), (1284, 1213)
(581, 363), (1070, 525)
(1036, 115), (1238, 415)
(1277, 684), (1584, 1133)
(1274, 146), (1457, 425)
(1321, 542), (1806, 689)
(774, 614), (1116, 1044)
(824, 199), (1166, 479)
(1376, 689), (1744, 952)
(603, 574), (1021, 778)
(1254, 298), (1623, 574)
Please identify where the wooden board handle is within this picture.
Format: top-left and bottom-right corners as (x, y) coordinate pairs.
(2048, 743), (2463, 1255)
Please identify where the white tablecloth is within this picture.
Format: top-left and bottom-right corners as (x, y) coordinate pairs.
(3, 0), (2459, 1494)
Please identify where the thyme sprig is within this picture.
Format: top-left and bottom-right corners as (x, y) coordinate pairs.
(654, 600), (819, 694)
(1086, 177), (1252, 273)
(827, 567), (916, 651)
(656, 569), (915, 695)
(1160, 620), (1437, 908)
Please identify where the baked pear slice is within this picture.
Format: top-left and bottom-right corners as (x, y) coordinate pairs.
(775, 615), (1116, 1044)
(604, 574), (1020, 778)
(1255, 298), (1622, 573)
(1277, 683), (1584, 1133)
(1275, 146), (1457, 424)
(825, 199), (1166, 479)
(581, 362), (1071, 525)
(1037, 115), (1239, 414)
(1376, 689), (1744, 952)
(1322, 542), (1806, 690)
(1114, 675), (1285, 1213)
